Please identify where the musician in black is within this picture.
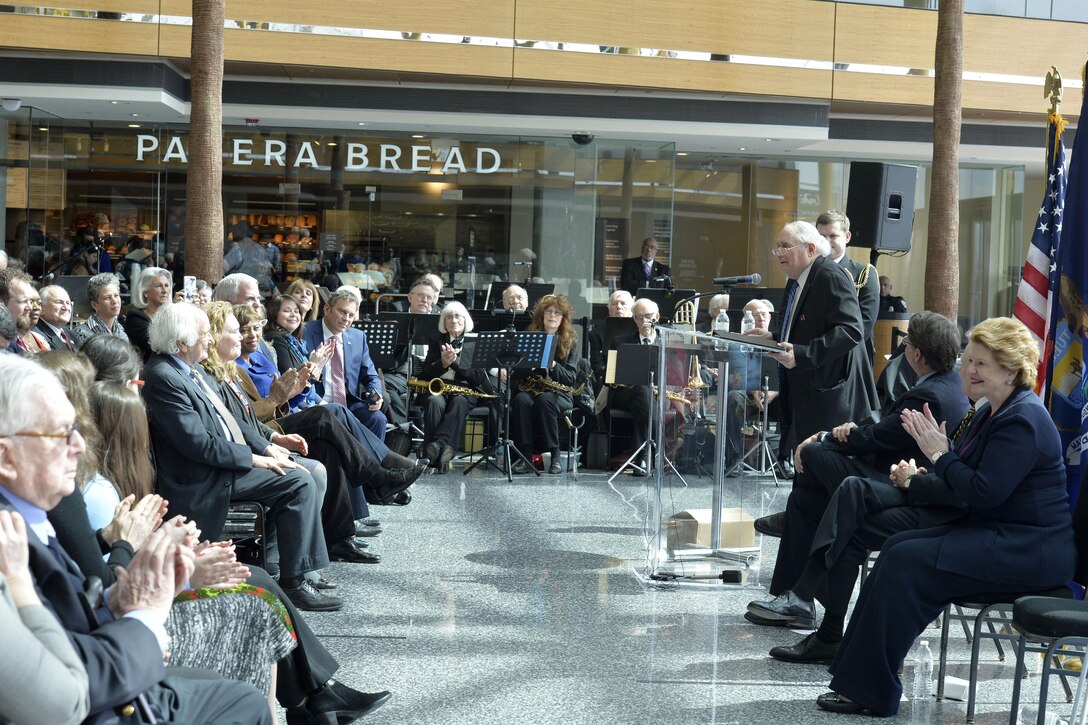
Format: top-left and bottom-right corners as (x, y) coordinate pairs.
(510, 294), (581, 475)
(418, 301), (490, 473)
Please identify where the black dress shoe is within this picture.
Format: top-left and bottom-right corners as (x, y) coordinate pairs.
(438, 444), (455, 473)
(328, 539), (381, 564)
(359, 517), (382, 528)
(815, 692), (867, 714)
(286, 680), (392, 724)
(511, 459), (533, 475)
(770, 632), (838, 664)
(355, 521), (381, 537)
(422, 442), (440, 466)
(548, 460), (562, 474)
(390, 490), (411, 505)
(283, 580), (344, 612)
(744, 611), (787, 627)
(375, 459), (427, 504)
(310, 575), (337, 591)
(747, 591), (816, 629)
(774, 459), (796, 479)
(753, 511), (786, 538)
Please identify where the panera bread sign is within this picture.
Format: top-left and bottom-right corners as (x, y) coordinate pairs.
(135, 135), (502, 174)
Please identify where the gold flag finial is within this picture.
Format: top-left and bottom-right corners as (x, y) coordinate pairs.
(1045, 66), (1063, 116)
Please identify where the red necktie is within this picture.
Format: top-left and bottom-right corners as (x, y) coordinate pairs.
(329, 336), (348, 405)
(61, 330), (73, 351)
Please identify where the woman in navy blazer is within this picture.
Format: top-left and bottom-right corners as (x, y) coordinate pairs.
(817, 317), (1075, 717)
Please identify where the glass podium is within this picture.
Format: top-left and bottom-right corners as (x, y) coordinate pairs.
(622, 324), (782, 588)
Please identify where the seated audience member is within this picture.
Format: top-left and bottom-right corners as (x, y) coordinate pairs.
(748, 311), (968, 616)
(1, 270), (38, 354)
(203, 301), (377, 566)
(815, 317), (1075, 717)
(878, 275), (908, 314)
(0, 304), (17, 350)
(760, 362), (977, 666)
(142, 302), (335, 611)
(303, 290), (388, 440)
(0, 354), (273, 724)
(502, 284), (528, 311)
(285, 278), (321, 322)
(35, 285), (76, 351)
(21, 286), (50, 353)
(701, 292), (730, 334)
(214, 272), (279, 366)
(72, 272), (129, 346)
(77, 337), (395, 721)
(263, 294), (332, 410)
(123, 266), (172, 359)
(418, 301), (491, 473)
(0, 509), (90, 725)
(510, 294), (581, 475)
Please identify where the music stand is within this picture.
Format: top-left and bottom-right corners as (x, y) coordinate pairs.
(525, 283), (555, 309)
(474, 309), (532, 332)
(351, 320), (398, 369)
(636, 287), (697, 323)
(606, 343), (688, 486)
(741, 355), (782, 483)
(463, 330), (556, 481)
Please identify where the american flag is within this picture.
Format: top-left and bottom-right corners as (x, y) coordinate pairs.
(1013, 111), (1067, 398)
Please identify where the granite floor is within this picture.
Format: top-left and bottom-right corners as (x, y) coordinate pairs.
(295, 459), (1081, 725)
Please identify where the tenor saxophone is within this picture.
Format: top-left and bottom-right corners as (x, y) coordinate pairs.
(611, 383), (690, 407)
(518, 375), (586, 397)
(407, 377), (497, 399)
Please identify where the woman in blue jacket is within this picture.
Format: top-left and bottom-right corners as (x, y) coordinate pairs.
(817, 317), (1075, 717)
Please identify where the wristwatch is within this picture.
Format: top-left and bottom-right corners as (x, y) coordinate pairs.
(928, 448), (947, 465)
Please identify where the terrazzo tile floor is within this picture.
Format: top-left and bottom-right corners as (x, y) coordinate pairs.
(296, 461), (1078, 724)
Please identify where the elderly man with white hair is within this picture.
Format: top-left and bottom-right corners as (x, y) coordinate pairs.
(215, 272), (279, 366)
(750, 220), (878, 463)
(501, 284), (528, 311)
(141, 302), (336, 611)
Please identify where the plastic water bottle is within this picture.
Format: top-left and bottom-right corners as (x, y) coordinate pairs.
(911, 640), (933, 724)
(713, 309), (730, 337)
(741, 310), (755, 333)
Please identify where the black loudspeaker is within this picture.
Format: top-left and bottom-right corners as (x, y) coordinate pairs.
(845, 162), (918, 252)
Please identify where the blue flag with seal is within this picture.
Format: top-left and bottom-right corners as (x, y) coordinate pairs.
(1046, 63), (1088, 505)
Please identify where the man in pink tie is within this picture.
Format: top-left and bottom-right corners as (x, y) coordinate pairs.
(35, 285), (76, 351)
(303, 290), (389, 441)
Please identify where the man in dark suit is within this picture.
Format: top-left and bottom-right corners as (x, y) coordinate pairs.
(142, 302), (335, 611)
(753, 221), (879, 462)
(0, 353), (272, 724)
(746, 312), (970, 658)
(607, 297), (660, 470)
(35, 284), (77, 351)
(619, 237), (671, 297)
(816, 210), (879, 362)
(304, 290), (389, 440)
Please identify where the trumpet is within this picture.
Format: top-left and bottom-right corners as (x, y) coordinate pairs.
(408, 377), (497, 399)
(518, 375), (586, 397)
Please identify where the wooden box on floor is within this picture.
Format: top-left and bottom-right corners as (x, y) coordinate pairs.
(667, 508), (755, 550)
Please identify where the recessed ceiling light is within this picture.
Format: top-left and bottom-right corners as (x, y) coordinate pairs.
(131, 113), (139, 117)
(357, 122), (367, 126)
(738, 147), (747, 151)
(327, 142), (337, 146)
(676, 152), (688, 156)
(411, 134), (425, 139)
(109, 100), (119, 104)
(128, 124), (141, 128)
(38, 127), (47, 131)
(764, 138), (779, 142)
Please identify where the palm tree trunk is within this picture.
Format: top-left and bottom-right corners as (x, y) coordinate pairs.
(184, 0), (225, 284)
(925, 0), (963, 321)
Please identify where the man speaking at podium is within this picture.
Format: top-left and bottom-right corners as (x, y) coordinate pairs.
(749, 221), (878, 468)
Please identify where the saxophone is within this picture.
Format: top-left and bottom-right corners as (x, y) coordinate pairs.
(518, 375), (586, 397)
(611, 383), (691, 407)
(407, 377), (498, 399)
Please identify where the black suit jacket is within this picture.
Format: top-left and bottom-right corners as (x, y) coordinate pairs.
(778, 255), (879, 446)
(0, 496), (165, 724)
(838, 255), (879, 360)
(142, 354), (269, 539)
(34, 319), (75, 351)
(619, 256), (671, 297)
(818, 367), (969, 474)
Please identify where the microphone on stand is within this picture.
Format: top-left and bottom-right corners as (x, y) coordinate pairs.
(712, 273), (762, 286)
